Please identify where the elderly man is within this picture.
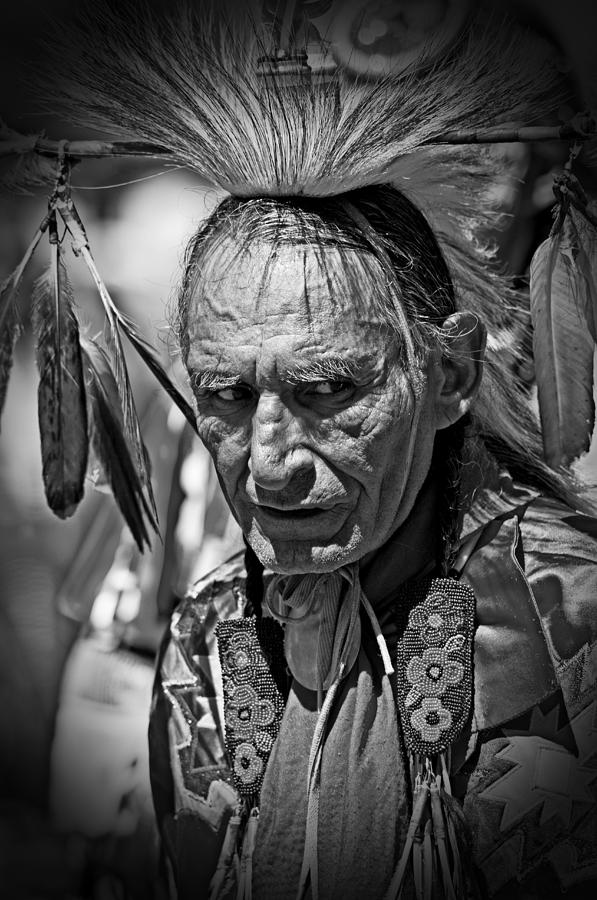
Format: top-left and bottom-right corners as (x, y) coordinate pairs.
(98, 4), (596, 899)
(147, 177), (597, 898)
(6, 1), (595, 898)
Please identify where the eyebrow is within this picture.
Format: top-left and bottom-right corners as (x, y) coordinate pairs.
(190, 370), (243, 391)
(189, 356), (373, 390)
(284, 357), (362, 385)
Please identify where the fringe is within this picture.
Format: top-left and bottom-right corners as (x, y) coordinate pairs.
(385, 753), (479, 900)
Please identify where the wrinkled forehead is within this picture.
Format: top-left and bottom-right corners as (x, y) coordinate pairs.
(189, 236), (390, 333)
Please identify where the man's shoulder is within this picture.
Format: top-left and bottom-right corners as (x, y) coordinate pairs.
(520, 495), (597, 665)
(157, 552), (247, 691)
(521, 493), (597, 565)
(463, 493), (597, 733)
(173, 551), (248, 630)
(467, 491), (597, 656)
(185, 551), (247, 605)
(462, 495), (597, 897)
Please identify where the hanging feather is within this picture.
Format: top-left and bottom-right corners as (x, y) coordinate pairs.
(0, 212), (52, 422)
(87, 251), (152, 493)
(81, 335), (158, 551)
(114, 312), (197, 433)
(31, 217), (88, 518)
(54, 194), (158, 517)
(0, 301), (21, 426)
(566, 204), (597, 341)
(80, 239), (197, 433)
(530, 193), (596, 467)
(54, 190), (198, 522)
(81, 333), (125, 494)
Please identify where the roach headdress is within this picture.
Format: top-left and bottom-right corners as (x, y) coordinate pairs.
(0, 0), (596, 535)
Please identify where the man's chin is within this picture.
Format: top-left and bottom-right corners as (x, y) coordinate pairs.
(246, 523), (365, 575)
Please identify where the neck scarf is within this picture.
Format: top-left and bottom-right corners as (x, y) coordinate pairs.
(254, 568), (408, 900)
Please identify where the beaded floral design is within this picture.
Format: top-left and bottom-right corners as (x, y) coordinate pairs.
(223, 630), (268, 683)
(225, 684), (275, 740)
(233, 742), (264, 785)
(396, 577), (475, 756)
(405, 637), (464, 706)
(217, 616), (286, 798)
(408, 593), (464, 646)
(410, 697), (453, 743)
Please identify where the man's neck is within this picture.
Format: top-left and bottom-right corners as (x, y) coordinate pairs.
(359, 476), (440, 607)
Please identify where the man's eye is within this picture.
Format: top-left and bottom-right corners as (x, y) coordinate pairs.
(305, 380), (354, 397)
(213, 386), (252, 402)
(195, 383), (253, 403)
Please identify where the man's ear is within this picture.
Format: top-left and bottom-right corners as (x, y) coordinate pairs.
(433, 312), (486, 429)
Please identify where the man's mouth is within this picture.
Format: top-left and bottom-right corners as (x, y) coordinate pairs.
(247, 500), (349, 542)
(257, 505), (326, 520)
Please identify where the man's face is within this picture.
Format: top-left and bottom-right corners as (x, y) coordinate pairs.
(186, 240), (441, 573)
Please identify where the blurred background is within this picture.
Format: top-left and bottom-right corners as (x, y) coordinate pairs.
(0, 1), (596, 897)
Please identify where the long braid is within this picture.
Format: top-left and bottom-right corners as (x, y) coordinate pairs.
(244, 538), (264, 618)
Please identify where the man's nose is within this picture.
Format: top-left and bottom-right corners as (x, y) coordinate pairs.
(249, 394), (313, 492)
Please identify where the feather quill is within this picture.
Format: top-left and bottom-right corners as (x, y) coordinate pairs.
(31, 228), (89, 518)
(81, 335), (158, 551)
(530, 213), (595, 467)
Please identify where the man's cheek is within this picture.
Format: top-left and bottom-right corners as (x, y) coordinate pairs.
(198, 417), (245, 453)
(316, 401), (398, 470)
(201, 427), (250, 486)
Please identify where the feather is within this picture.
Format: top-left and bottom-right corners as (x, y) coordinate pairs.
(81, 334), (125, 494)
(0, 215), (50, 333)
(31, 229), (88, 518)
(84, 247), (152, 483)
(567, 205), (597, 341)
(530, 213), (595, 467)
(56, 196), (164, 518)
(81, 335), (158, 551)
(55, 195), (197, 432)
(61, 202), (156, 511)
(0, 217), (53, 424)
(116, 313), (197, 433)
(0, 299), (21, 425)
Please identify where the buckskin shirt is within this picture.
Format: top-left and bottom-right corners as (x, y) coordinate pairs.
(149, 475), (597, 900)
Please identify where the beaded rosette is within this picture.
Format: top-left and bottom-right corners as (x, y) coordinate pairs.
(395, 577), (475, 757)
(216, 616), (286, 798)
